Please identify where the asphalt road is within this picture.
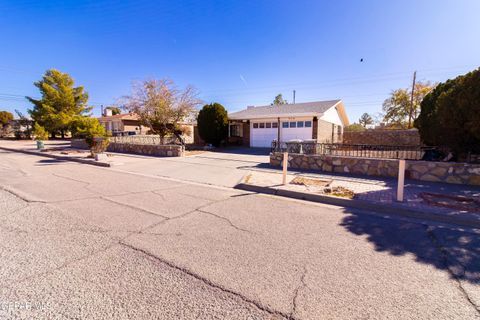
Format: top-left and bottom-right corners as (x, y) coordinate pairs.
(0, 148), (479, 319)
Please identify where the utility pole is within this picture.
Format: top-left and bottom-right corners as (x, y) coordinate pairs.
(409, 71), (416, 128)
(293, 90), (296, 104)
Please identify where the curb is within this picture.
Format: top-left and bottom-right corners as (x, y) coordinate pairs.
(235, 183), (480, 229)
(0, 146), (111, 168)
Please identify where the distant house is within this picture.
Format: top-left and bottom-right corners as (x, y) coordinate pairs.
(227, 100), (349, 147)
(97, 112), (198, 144)
(98, 113), (148, 136)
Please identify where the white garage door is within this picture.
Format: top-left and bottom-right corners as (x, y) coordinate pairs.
(251, 121), (278, 147)
(280, 120), (313, 141)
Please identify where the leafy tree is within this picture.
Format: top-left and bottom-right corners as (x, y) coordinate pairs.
(197, 103), (228, 146)
(105, 106), (121, 115)
(271, 94), (288, 105)
(123, 79), (200, 144)
(415, 68), (480, 157)
(27, 69), (92, 138)
(382, 82), (434, 128)
(344, 123), (365, 132)
(358, 113), (373, 128)
(0, 111), (13, 128)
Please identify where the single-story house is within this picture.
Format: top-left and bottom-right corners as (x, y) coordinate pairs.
(97, 112), (198, 144)
(227, 100), (349, 147)
(98, 113), (149, 136)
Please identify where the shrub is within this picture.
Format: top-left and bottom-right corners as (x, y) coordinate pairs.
(344, 123), (365, 132)
(71, 117), (109, 156)
(197, 103), (228, 146)
(415, 68), (480, 157)
(33, 123), (49, 141)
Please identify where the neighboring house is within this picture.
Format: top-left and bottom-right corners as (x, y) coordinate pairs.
(98, 113), (148, 136)
(228, 100), (349, 147)
(97, 112), (197, 144)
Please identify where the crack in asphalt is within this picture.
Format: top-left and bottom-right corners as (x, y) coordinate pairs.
(196, 208), (252, 233)
(0, 186), (46, 203)
(290, 265), (308, 318)
(425, 225), (480, 314)
(118, 241), (290, 320)
(100, 196), (170, 219)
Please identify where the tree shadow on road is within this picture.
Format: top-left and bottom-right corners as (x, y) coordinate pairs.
(340, 209), (480, 285)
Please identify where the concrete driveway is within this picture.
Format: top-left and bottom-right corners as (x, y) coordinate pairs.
(0, 147), (479, 319)
(109, 147), (271, 188)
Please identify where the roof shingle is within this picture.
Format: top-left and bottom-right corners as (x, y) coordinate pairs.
(228, 100), (341, 120)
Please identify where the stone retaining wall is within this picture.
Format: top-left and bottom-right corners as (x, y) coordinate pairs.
(71, 139), (89, 149)
(343, 129), (421, 146)
(270, 152), (480, 186)
(71, 139), (184, 157)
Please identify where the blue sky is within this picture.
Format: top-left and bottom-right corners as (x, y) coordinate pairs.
(0, 0), (479, 122)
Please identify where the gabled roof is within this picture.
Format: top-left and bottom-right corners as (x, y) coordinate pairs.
(229, 100), (342, 120)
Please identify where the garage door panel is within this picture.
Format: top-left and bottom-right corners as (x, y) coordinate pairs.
(251, 128), (277, 147)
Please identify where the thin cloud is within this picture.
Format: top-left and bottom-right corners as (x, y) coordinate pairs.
(239, 74), (247, 86)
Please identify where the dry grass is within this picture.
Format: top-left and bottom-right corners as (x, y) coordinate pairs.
(290, 176), (332, 187)
(244, 173), (253, 184)
(325, 186), (355, 199)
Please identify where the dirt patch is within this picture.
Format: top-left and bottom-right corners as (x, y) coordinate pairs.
(244, 174), (253, 184)
(185, 150), (207, 156)
(324, 186), (355, 199)
(419, 192), (480, 212)
(290, 176), (332, 187)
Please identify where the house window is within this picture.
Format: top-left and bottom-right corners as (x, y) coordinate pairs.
(289, 122), (297, 128)
(305, 121), (312, 128)
(272, 122), (278, 128)
(253, 123), (258, 129)
(266, 122), (271, 128)
(297, 121), (304, 128)
(259, 122), (265, 128)
(230, 124), (242, 137)
(282, 122), (289, 128)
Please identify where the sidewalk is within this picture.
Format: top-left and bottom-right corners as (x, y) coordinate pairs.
(0, 140), (114, 167)
(236, 169), (480, 229)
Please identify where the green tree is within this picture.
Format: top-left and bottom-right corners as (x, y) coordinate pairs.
(382, 82), (434, 128)
(271, 94), (288, 105)
(344, 123), (365, 132)
(197, 103), (228, 147)
(415, 68), (480, 157)
(0, 111), (13, 128)
(358, 113), (373, 128)
(105, 106), (121, 115)
(123, 79), (200, 145)
(27, 69), (92, 138)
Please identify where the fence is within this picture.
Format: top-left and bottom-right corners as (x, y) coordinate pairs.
(271, 140), (433, 160)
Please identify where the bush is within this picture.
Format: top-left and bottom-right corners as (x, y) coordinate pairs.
(415, 68), (480, 157)
(344, 123), (365, 132)
(71, 117), (109, 156)
(33, 123), (49, 141)
(197, 103), (228, 146)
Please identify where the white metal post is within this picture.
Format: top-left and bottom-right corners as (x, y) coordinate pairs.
(282, 152), (288, 185)
(397, 159), (406, 202)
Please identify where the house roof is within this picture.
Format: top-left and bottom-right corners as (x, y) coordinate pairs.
(98, 113), (140, 121)
(229, 100), (342, 120)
